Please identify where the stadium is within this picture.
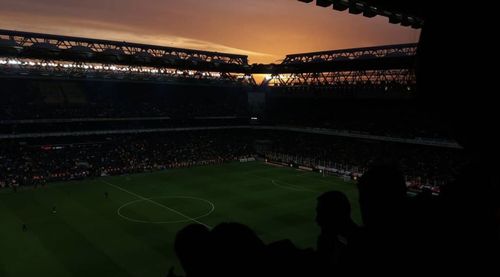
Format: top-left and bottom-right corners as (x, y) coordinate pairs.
(0, 1), (498, 276)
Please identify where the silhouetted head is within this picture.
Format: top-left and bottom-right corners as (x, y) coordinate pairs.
(316, 191), (352, 233)
(211, 222), (266, 276)
(357, 165), (407, 228)
(174, 224), (211, 277)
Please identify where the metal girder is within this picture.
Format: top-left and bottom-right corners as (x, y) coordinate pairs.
(0, 29), (250, 73)
(268, 43), (417, 88)
(264, 69), (415, 88)
(283, 43), (417, 64)
(250, 44), (417, 75)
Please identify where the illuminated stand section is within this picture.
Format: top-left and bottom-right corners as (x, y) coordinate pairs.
(0, 29), (254, 84)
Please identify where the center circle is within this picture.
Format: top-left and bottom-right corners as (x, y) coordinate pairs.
(117, 196), (215, 224)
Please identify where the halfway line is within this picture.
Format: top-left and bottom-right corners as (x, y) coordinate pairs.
(101, 180), (212, 228)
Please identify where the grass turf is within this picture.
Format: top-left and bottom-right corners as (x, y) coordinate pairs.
(0, 162), (360, 277)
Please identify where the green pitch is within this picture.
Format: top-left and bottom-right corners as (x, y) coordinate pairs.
(0, 162), (360, 277)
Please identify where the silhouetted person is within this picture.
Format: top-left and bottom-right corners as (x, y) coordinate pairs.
(173, 224), (212, 277)
(315, 191), (359, 274)
(267, 238), (316, 277)
(210, 222), (267, 277)
(104, 191), (109, 199)
(352, 165), (411, 272)
(357, 165), (407, 228)
(22, 224), (27, 232)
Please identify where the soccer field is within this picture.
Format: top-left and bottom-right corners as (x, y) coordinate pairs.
(0, 162), (360, 277)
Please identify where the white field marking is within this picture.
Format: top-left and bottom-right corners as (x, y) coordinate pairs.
(254, 162), (339, 185)
(117, 196), (215, 224)
(293, 171), (341, 185)
(102, 180), (212, 228)
(295, 171), (313, 177)
(271, 180), (318, 193)
(247, 173), (319, 193)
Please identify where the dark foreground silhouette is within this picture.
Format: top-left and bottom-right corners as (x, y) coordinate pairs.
(170, 164), (499, 276)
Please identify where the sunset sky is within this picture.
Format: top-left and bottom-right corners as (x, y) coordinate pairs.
(0, 0), (420, 64)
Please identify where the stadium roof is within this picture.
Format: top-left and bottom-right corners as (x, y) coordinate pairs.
(0, 29), (247, 60)
(298, 0), (424, 28)
(1, 29), (416, 76)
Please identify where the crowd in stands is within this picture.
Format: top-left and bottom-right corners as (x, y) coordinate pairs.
(0, 79), (250, 135)
(265, 92), (453, 140)
(1, 102), (247, 121)
(1, 79), (454, 142)
(1, 129), (465, 194)
(258, 131), (466, 193)
(0, 130), (254, 188)
(0, 117), (249, 135)
(0, 79), (248, 121)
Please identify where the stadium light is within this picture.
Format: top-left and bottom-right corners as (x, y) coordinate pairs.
(332, 0), (349, 11)
(363, 6), (378, 18)
(401, 16), (414, 27)
(316, 0), (332, 8)
(389, 13), (402, 24)
(349, 2), (364, 14)
(8, 60), (21, 65)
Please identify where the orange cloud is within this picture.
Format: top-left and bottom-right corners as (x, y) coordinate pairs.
(0, 0), (420, 64)
(0, 12), (275, 60)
